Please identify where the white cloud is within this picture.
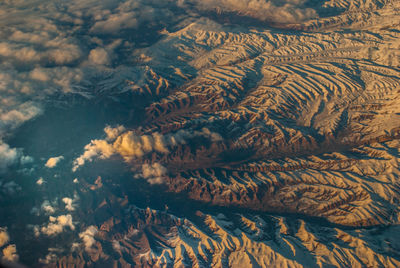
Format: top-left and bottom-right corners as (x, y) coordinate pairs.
(104, 125), (126, 141)
(88, 48), (110, 65)
(0, 0), (214, 175)
(39, 252), (57, 264)
(0, 181), (21, 195)
(86, 0), (176, 35)
(0, 0), (175, 174)
(2, 244), (19, 263)
(90, 12), (139, 34)
(0, 228), (18, 263)
(182, 0), (318, 24)
(0, 228), (9, 247)
(73, 126), (223, 171)
(0, 143), (19, 172)
(30, 68), (50, 82)
(0, 102), (41, 172)
(41, 214), (75, 236)
(62, 198), (75, 211)
(62, 196), (78, 211)
(79, 226), (98, 253)
(141, 162), (167, 184)
(36, 177), (45, 185)
(72, 139), (115, 172)
(45, 156), (64, 168)
(20, 155), (34, 165)
(0, 141), (35, 173)
(31, 225), (41, 238)
(41, 200), (56, 214)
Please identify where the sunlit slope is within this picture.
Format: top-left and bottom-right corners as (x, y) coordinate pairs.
(64, 0), (400, 266)
(100, 2), (400, 227)
(54, 191), (400, 268)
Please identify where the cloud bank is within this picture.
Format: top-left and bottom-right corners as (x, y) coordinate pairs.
(72, 126), (222, 172)
(0, 0), (313, 175)
(183, 0), (318, 24)
(0, 0), (188, 173)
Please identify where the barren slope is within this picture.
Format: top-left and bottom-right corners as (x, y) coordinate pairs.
(37, 0), (400, 266)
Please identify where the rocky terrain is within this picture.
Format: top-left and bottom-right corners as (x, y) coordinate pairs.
(2, 0), (400, 267)
(73, 0), (400, 227)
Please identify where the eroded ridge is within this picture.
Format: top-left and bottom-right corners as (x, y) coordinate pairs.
(66, 1), (400, 266)
(73, 3), (400, 228)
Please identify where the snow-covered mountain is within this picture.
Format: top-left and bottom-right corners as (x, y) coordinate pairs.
(1, 0), (400, 267)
